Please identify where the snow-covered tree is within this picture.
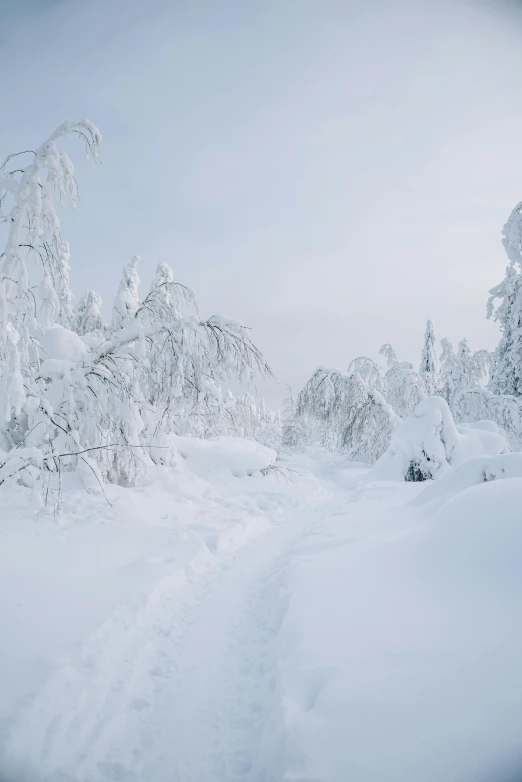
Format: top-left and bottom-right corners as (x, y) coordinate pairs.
(281, 386), (305, 452)
(288, 365), (398, 462)
(0, 120), (101, 431)
(55, 241), (74, 327)
(112, 254), (141, 331)
(39, 273), (60, 332)
(138, 262), (198, 325)
(488, 200), (522, 396)
(378, 343), (426, 418)
(452, 387), (522, 450)
(442, 338), (490, 407)
(438, 338), (457, 391)
(379, 343), (397, 369)
(419, 319), (438, 395)
(74, 290), (105, 337)
(383, 360), (426, 419)
(220, 392), (281, 448)
(347, 356), (384, 394)
(0, 122), (273, 497)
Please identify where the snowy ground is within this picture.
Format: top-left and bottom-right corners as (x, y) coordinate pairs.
(1, 443), (521, 782)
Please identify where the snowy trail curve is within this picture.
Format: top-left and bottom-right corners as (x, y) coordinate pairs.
(3, 452), (522, 782)
(2, 485), (341, 782)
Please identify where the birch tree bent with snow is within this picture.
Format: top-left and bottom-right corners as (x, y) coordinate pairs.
(0, 122), (273, 498)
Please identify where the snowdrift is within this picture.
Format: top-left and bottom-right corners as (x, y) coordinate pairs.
(277, 463), (522, 782)
(413, 451), (522, 512)
(371, 396), (508, 481)
(0, 436), (292, 750)
(173, 435), (276, 478)
(37, 325), (89, 362)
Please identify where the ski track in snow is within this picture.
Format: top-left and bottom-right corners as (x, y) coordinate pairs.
(1, 469), (358, 782)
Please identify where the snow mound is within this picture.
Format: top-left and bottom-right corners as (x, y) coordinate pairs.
(371, 396), (508, 481)
(413, 451), (522, 512)
(37, 325), (89, 362)
(278, 463), (522, 782)
(173, 435), (276, 478)
(421, 478), (522, 592)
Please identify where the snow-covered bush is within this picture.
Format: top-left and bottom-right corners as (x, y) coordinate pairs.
(174, 435), (277, 479)
(413, 451), (522, 512)
(0, 122), (273, 497)
(371, 397), (508, 482)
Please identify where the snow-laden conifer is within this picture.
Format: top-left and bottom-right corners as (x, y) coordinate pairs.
(488, 200), (522, 395)
(419, 319), (438, 395)
(74, 290), (105, 337)
(112, 255), (141, 331)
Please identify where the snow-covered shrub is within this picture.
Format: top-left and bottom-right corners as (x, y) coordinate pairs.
(0, 122), (273, 496)
(413, 451), (522, 512)
(174, 435), (276, 479)
(371, 397), (508, 482)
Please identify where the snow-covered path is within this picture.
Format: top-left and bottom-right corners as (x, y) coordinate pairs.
(2, 450), (522, 782)
(1, 454), (356, 782)
(136, 507), (317, 782)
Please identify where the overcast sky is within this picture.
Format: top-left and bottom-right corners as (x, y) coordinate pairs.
(1, 0), (522, 403)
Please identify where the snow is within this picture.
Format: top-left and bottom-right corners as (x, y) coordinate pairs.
(1, 112), (520, 782)
(371, 395), (508, 481)
(413, 451), (522, 512)
(277, 466), (522, 782)
(1, 443), (521, 782)
(37, 324), (89, 362)
(173, 434), (276, 477)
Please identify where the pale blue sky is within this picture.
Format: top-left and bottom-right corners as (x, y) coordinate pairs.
(1, 0), (522, 403)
